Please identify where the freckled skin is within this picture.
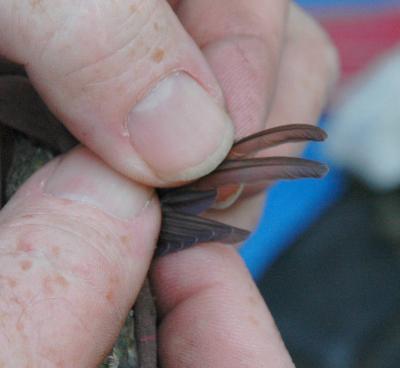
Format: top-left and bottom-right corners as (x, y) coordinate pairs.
(42, 275), (55, 296)
(0, 276), (17, 288)
(119, 235), (131, 252)
(248, 295), (258, 306)
(16, 241), (34, 253)
(152, 48), (165, 63)
(51, 246), (60, 257)
(54, 274), (69, 288)
(19, 260), (32, 271)
(8, 278), (17, 288)
(16, 321), (24, 332)
(106, 289), (114, 302)
(129, 4), (137, 13)
(30, 0), (41, 8)
(248, 314), (260, 327)
(20, 214), (34, 220)
(41, 274), (69, 295)
(0, 0), (336, 365)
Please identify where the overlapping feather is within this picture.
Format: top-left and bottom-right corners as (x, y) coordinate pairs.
(158, 125), (328, 256)
(0, 71), (328, 257)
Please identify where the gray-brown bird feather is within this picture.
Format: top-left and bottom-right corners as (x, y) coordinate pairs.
(157, 209), (250, 257)
(194, 157), (328, 189)
(159, 188), (217, 215)
(230, 124), (327, 158)
(158, 128), (328, 255)
(0, 73), (328, 257)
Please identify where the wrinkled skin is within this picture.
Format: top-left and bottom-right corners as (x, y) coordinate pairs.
(0, 1), (338, 367)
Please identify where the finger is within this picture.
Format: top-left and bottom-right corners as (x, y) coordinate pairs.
(176, 0), (289, 137)
(0, 0), (234, 186)
(208, 4), (340, 228)
(265, 4), (340, 156)
(0, 147), (160, 366)
(152, 244), (294, 367)
(167, 0), (180, 8)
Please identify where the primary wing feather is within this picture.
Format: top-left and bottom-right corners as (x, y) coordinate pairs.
(230, 124), (327, 158)
(159, 188), (217, 215)
(157, 209), (250, 256)
(194, 157), (329, 189)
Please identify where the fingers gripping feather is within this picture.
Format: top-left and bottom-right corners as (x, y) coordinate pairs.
(156, 125), (329, 256)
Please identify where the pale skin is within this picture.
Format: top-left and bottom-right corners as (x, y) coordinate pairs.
(0, 1), (339, 367)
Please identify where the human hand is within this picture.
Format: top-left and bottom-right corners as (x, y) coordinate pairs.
(0, 0), (338, 366)
(153, 4), (339, 367)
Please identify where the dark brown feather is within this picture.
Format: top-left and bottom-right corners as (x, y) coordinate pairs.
(193, 157), (328, 189)
(230, 124), (327, 158)
(156, 125), (329, 256)
(0, 75), (77, 151)
(159, 188), (217, 215)
(157, 209), (250, 256)
(0, 73), (328, 256)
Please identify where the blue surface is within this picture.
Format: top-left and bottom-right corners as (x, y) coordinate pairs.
(240, 133), (347, 279)
(297, 0), (400, 9)
(240, 0), (396, 279)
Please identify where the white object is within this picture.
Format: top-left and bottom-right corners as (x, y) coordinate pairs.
(326, 47), (400, 190)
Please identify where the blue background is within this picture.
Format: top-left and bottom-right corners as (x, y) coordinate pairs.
(297, 0), (399, 8)
(240, 0), (399, 279)
(240, 119), (346, 279)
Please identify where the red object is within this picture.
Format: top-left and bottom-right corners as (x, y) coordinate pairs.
(317, 8), (400, 80)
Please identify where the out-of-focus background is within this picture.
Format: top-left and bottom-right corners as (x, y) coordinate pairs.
(240, 1), (400, 366)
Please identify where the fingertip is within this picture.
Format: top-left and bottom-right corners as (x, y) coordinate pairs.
(0, 147), (161, 366)
(1, 0), (235, 187)
(152, 244), (294, 368)
(128, 72), (235, 183)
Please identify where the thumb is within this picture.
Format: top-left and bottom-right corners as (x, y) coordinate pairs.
(0, 147), (160, 366)
(0, 0), (234, 185)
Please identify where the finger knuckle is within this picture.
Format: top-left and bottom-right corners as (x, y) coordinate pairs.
(33, 0), (160, 78)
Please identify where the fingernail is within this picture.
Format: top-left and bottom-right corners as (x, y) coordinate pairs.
(127, 73), (234, 182)
(44, 148), (153, 220)
(214, 184), (244, 209)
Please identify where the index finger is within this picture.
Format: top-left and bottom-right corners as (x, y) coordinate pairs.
(0, 0), (235, 186)
(151, 244), (294, 367)
(176, 0), (290, 137)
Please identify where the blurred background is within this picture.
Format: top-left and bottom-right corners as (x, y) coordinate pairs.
(239, 1), (400, 367)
